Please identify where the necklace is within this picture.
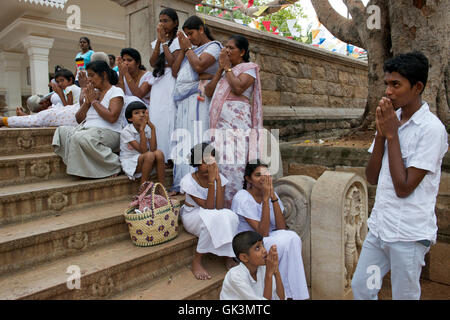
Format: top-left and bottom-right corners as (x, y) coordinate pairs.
(194, 171), (208, 188)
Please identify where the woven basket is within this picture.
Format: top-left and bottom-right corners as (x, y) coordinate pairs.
(124, 182), (181, 247)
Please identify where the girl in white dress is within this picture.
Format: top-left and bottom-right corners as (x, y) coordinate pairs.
(49, 67), (81, 107)
(116, 48), (152, 106)
(180, 142), (239, 280)
(120, 100), (165, 186)
(231, 160), (310, 300)
(149, 8), (181, 167)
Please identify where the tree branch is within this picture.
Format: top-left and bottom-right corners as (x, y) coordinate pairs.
(310, 0), (363, 48)
(233, 0), (296, 17)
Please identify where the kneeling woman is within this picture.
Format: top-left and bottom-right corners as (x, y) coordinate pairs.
(231, 160), (309, 300)
(52, 60), (124, 178)
(180, 143), (239, 280)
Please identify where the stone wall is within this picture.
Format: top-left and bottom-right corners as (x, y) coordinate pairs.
(203, 14), (369, 110)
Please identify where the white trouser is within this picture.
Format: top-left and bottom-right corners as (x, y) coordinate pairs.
(351, 231), (430, 300)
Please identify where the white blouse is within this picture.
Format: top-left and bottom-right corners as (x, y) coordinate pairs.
(84, 86), (124, 133)
(180, 172), (228, 208)
(231, 189), (285, 234)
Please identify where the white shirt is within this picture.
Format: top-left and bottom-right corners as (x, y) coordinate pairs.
(120, 123), (152, 159)
(231, 189), (285, 234)
(367, 102), (448, 243)
(220, 263), (279, 300)
(50, 85), (81, 107)
(84, 86), (124, 133)
(179, 172), (228, 209)
(151, 37), (181, 56)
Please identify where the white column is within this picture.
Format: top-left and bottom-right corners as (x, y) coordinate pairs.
(0, 52), (24, 116)
(21, 36), (54, 96)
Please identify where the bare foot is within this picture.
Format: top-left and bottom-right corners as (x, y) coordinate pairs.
(109, 172), (119, 178)
(191, 255), (211, 280)
(168, 190), (179, 197)
(225, 257), (238, 270)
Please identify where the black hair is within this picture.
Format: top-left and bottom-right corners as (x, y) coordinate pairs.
(54, 67), (75, 84)
(383, 51), (429, 94)
(85, 60), (118, 85)
(243, 159), (269, 189)
(121, 48), (146, 71)
(125, 101), (147, 123)
(182, 15), (214, 41)
(80, 36), (92, 51)
(229, 35), (250, 63)
(108, 54), (116, 66)
(153, 8), (179, 78)
(189, 142), (216, 168)
(232, 231), (263, 261)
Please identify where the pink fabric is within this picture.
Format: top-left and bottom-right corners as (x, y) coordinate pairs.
(209, 62), (263, 131)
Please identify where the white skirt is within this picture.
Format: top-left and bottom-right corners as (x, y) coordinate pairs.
(263, 230), (310, 300)
(181, 205), (238, 257)
(149, 68), (177, 162)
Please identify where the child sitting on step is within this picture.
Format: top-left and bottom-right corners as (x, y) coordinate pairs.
(120, 101), (165, 188)
(220, 231), (285, 300)
(179, 142), (239, 280)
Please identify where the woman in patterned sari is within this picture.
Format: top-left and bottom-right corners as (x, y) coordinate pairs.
(205, 35), (263, 208)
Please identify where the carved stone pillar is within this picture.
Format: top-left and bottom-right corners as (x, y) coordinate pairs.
(0, 52), (24, 116)
(310, 171), (368, 299)
(21, 36), (54, 96)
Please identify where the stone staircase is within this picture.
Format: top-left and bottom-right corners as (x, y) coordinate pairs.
(0, 127), (227, 300)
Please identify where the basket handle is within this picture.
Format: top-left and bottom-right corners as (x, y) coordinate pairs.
(137, 181), (155, 203)
(150, 182), (174, 211)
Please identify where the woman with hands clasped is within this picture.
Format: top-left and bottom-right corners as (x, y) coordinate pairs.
(170, 15), (223, 194)
(116, 48), (152, 106)
(149, 8), (181, 169)
(205, 35), (263, 209)
(231, 160), (310, 300)
(53, 60), (124, 179)
(180, 143), (239, 280)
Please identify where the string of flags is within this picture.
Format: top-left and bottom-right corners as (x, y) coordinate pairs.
(196, 1), (367, 59)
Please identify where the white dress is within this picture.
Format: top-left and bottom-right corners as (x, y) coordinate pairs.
(149, 38), (180, 163)
(50, 84), (81, 107)
(231, 189), (310, 300)
(123, 71), (153, 106)
(180, 172), (239, 257)
(119, 123), (152, 179)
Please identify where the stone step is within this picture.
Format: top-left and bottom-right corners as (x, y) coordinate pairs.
(112, 254), (227, 300)
(0, 231), (197, 300)
(0, 127), (55, 156)
(0, 175), (140, 226)
(0, 153), (66, 187)
(0, 194), (186, 276)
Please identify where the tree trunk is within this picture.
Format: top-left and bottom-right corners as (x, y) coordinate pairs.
(388, 0), (449, 127)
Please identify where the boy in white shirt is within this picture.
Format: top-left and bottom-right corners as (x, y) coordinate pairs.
(220, 231), (285, 300)
(120, 101), (165, 188)
(351, 51), (448, 300)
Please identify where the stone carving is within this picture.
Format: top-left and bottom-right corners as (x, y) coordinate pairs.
(273, 175), (316, 286)
(31, 161), (51, 178)
(311, 171), (368, 299)
(17, 161), (26, 178)
(17, 133), (34, 149)
(91, 276), (114, 297)
(48, 192), (68, 211)
(343, 185), (364, 290)
(67, 231), (89, 251)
